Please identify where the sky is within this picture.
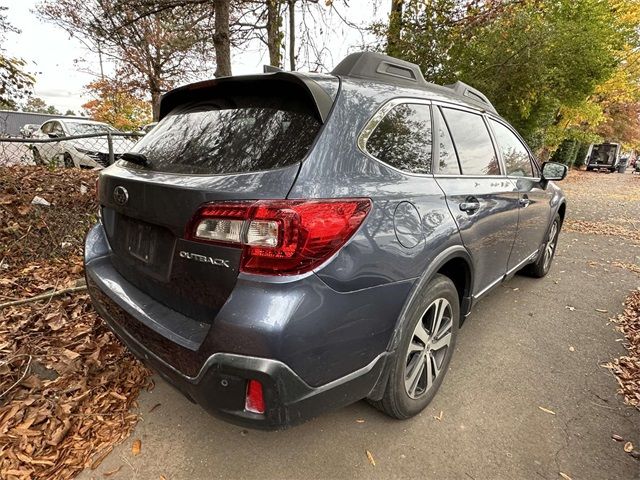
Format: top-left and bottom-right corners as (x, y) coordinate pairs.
(3, 0), (388, 113)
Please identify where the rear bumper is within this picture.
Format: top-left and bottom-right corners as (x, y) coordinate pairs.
(84, 223), (403, 428)
(91, 287), (389, 429)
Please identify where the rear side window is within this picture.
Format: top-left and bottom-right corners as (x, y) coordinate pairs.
(126, 101), (322, 175)
(489, 119), (533, 177)
(365, 103), (432, 174)
(434, 108), (460, 174)
(442, 108), (500, 175)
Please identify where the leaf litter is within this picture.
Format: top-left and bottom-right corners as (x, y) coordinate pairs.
(603, 289), (640, 411)
(0, 166), (151, 479)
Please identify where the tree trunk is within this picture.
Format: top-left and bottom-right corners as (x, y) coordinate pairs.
(387, 0), (404, 56)
(266, 0), (282, 68)
(213, 0), (232, 77)
(288, 0), (295, 70)
(151, 88), (161, 121)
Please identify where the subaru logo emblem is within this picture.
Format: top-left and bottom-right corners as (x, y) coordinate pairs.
(113, 186), (129, 206)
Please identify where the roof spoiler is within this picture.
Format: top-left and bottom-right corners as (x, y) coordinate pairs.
(158, 72), (334, 123)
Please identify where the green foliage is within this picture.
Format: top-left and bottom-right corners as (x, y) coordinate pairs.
(574, 142), (590, 167)
(23, 97), (59, 114)
(372, 0), (635, 153)
(550, 139), (579, 166)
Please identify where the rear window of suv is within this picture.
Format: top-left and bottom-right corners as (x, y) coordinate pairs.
(124, 99), (323, 175)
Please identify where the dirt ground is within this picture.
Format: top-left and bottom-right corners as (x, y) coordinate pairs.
(71, 169), (640, 480)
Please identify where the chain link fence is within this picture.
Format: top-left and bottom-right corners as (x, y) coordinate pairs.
(0, 132), (144, 168)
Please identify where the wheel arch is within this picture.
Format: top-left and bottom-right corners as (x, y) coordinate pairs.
(387, 245), (473, 353)
(368, 245), (473, 402)
(557, 201), (566, 224)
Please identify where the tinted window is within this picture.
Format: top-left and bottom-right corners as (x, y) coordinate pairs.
(126, 102), (322, 175)
(51, 122), (65, 136)
(435, 108), (460, 174)
(490, 119), (533, 177)
(442, 108), (500, 175)
(366, 103), (432, 174)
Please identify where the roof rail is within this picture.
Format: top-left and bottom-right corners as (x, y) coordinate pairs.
(330, 51), (497, 113)
(444, 81), (496, 113)
(331, 51), (429, 89)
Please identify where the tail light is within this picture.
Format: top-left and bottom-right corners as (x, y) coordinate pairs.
(185, 198), (372, 275)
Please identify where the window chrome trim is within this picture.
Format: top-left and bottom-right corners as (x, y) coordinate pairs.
(434, 101), (505, 177)
(485, 114), (541, 175)
(357, 97), (435, 178)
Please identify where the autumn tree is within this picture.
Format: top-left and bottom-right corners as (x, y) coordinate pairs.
(373, 0), (630, 153)
(82, 77), (152, 131)
(0, 6), (33, 107)
(22, 97), (59, 114)
(39, 0), (219, 120)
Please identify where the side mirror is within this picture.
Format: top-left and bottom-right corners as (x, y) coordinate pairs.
(541, 161), (567, 186)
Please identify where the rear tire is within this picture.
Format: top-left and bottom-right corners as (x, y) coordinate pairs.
(523, 214), (561, 278)
(373, 274), (459, 419)
(63, 153), (75, 168)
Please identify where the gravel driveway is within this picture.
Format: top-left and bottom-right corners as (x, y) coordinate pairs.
(80, 170), (640, 480)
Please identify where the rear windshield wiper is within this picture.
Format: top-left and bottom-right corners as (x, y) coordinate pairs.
(121, 152), (149, 167)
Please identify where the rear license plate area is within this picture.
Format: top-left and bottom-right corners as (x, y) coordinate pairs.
(127, 222), (156, 264)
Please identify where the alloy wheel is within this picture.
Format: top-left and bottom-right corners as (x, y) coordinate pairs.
(404, 298), (453, 399)
(543, 220), (558, 272)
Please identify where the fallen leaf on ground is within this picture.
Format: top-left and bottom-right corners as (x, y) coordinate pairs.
(104, 465), (123, 477)
(595, 308), (608, 313)
(434, 411), (443, 421)
(569, 346), (575, 352)
(366, 450), (376, 466)
(90, 447), (113, 470)
(538, 406), (556, 415)
(612, 434), (624, 441)
(624, 442), (634, 453)
(559, 473), (572, 480)
(149, 403), (162, 413)
(355, 419), (365, 423)
(565, 306), (576, 311)
(160, 476), (167, 480)
(132, 439), (142, 456)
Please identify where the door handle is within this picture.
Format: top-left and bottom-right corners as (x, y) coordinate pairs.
(459, 198), (480, 213)
(519, 196), (531, 208)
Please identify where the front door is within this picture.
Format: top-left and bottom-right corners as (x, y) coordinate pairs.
(433, 106), (520, 297)
(487, 118), (552, 270)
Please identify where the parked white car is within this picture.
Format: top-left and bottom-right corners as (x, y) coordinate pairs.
(20, 123), (40, 138)
(31, 119), (137, 168)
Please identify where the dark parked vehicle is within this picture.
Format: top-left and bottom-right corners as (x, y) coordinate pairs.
(84, 52), (568, 429)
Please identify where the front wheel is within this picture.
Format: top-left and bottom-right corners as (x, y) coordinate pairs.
(373, 274), (459, 419)
(524, 214), (561, 278)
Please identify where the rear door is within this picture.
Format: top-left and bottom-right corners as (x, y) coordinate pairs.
(433, 105), (520, 297)
(98, 76), (337, 323)
(488, 118), (552, 270)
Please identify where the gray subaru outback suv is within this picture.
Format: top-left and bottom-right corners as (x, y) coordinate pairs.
(84, 52), (568, 429)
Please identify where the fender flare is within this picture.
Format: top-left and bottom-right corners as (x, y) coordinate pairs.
(387, 244), (473, 353)
(367, 244), (473, 402)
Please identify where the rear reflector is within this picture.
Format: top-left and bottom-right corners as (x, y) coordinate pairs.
(186, 198), (372, 275)
(245, 379), (265, 414)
